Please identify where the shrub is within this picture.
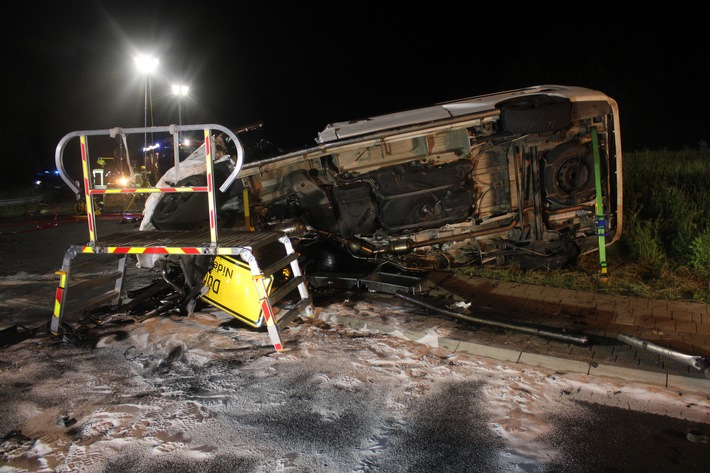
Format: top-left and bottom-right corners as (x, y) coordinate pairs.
(689, 232), (710, 278)
(623, 216), (667, 275)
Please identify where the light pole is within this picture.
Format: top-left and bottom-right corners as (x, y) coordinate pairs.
(134, 54), (158, 183)
(172, 84), (189, 162)
(171, 84), (189, 127)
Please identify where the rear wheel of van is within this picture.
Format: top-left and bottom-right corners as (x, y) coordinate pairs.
(543, 142), (597, 206)
(498, 95), (572, 134)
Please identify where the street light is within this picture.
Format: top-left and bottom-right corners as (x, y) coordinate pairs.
(171, 84), (189, 127)
(134, 54), (158, 184)
(134, 55), (159, 128)
(172, 84), (189, 163)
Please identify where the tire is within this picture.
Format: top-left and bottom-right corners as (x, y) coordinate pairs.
(499, 95), (572, 134)
(151, 174), (209, 230)
(543, 142), (597, 207)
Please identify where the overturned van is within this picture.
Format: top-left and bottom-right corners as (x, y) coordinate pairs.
(150, 84), (622, 274)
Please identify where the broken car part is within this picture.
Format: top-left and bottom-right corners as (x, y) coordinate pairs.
(618, 333), (710, 379)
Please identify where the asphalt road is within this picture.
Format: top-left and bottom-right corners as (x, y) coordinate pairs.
(0, 206), (138, 276)
(1, 207), (709, 471)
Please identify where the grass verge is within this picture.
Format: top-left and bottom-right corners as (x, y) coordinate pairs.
(456, 248), (710, 303)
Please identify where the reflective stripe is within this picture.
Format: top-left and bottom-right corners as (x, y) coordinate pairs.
(81, 246), (202, 254)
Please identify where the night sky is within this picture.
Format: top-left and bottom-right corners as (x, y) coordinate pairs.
(4, 2), (708, 187)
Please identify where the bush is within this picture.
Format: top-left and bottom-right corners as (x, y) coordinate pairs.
(689, 232), (710, 278)
(459, 147), (710, 302)
(626, 219), (667, 274)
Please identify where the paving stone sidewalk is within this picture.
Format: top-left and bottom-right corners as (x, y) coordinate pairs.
(315, 271), (710, 393)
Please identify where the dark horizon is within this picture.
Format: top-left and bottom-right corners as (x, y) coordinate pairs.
(4, 3), (707, 187)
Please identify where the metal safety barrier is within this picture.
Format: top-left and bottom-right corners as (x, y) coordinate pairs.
(50, 124), (313, 351)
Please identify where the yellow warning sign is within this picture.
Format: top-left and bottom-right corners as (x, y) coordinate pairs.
(201, 256), (273, 328)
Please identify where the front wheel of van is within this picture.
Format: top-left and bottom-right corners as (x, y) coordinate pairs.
(151, 174), (209, 230)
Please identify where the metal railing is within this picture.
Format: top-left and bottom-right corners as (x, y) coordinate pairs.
(54, 124), (244, 246)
